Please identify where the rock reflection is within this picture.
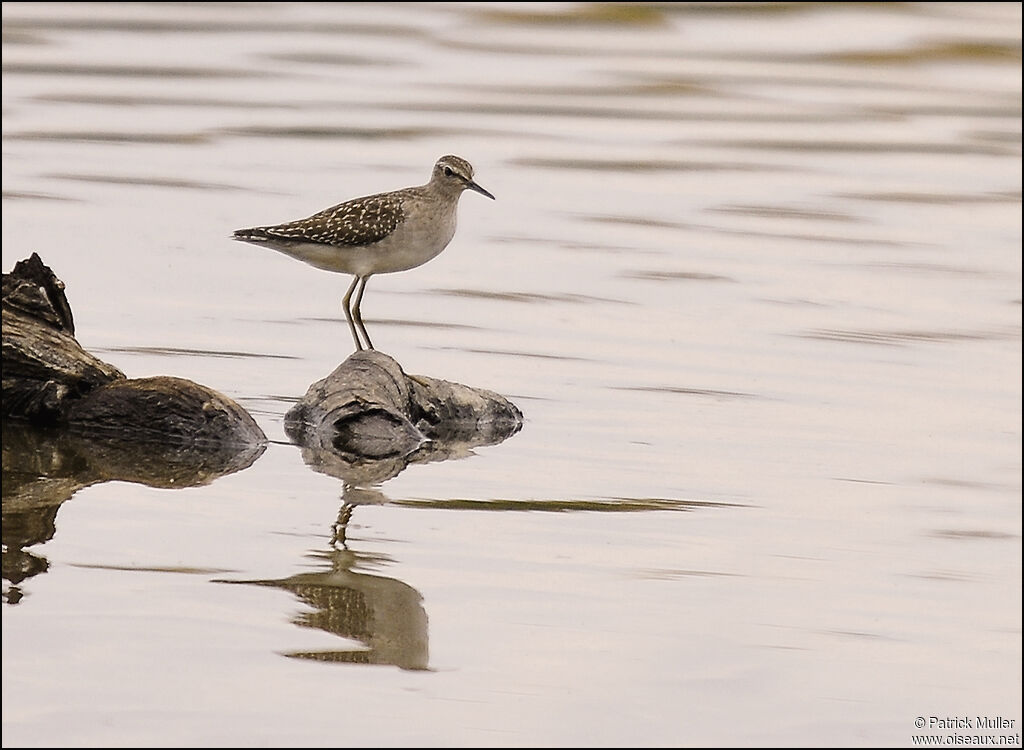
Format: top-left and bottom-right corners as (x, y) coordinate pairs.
(284, 350), (523, 543)
(220, 547), (429, 671)
(297, 423), (516, 545)
(0, 419), (265, 604)
(217, 351), (520, 668)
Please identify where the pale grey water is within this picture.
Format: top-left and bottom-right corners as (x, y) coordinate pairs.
(2, 2), (1021, 747)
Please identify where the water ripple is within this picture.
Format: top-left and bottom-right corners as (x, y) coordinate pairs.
(798, 328), (1016, 346)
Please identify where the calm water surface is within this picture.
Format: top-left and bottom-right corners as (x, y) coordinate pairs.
(2, 2), (1021, 747)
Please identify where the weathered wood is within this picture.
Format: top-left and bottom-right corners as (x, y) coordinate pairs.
(2, 254), (124, 422)
(3, 254), (522, 474)
(63, 376), (267, 448)
(285, 350), (523, 479)
(2, 254), (266, 450)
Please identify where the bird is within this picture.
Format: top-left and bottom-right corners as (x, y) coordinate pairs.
(233, 155), (495, 351)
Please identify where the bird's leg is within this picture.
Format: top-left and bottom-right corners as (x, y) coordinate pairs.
(351, 275), (374, 350)
(342, 275), (364, 351)
(331, 502), (354, 548)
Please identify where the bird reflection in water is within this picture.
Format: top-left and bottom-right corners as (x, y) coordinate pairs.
(220, 546), (429, 671)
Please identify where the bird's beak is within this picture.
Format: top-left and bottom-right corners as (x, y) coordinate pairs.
(467, 180), (495, 200)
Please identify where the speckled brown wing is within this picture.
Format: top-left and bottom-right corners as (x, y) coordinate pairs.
(235, 191), (407, 247)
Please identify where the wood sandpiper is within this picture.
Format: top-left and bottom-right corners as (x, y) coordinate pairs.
(233, 155), (494, 351)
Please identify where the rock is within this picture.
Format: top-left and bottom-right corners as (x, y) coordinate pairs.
(285, 349), (523, 483)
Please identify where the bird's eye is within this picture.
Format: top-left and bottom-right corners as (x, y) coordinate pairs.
(443, 166), (454, 177)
